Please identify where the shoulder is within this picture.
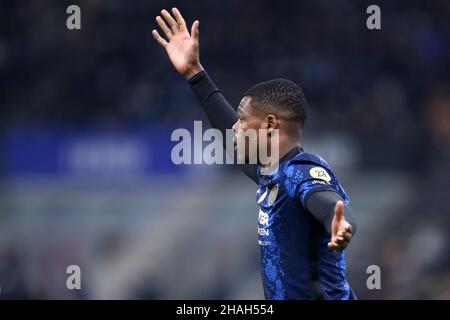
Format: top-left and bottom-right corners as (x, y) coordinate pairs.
(283, 152), (333, 182)
(281, 152), (335, 198)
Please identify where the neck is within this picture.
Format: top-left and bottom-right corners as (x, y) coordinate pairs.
(260, 135), (301, 171)
(278, 137), (301, 161)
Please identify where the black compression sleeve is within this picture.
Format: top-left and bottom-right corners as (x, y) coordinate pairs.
(188, 71), (258, 183)
(305, 190), (357, 235)
(188, 71), (237, 135)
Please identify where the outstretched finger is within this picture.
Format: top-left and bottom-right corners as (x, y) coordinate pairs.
(172, 7), (187, 31)
(334, 200), (345, 222)
(328, 240), (346, 251)
(152, 29), (168, 48)
(328, 241), (340, 251)
(156, 16), (173, 40)
(161, 9), (178, 33)
(191, 20), (199, 41)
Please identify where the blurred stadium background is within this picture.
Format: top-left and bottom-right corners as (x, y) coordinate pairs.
(0, 0), (449, 299)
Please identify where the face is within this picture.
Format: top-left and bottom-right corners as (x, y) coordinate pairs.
(232, 96), (276, 164)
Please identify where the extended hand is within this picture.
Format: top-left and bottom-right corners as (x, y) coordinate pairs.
(327, 201), (353, 252)
(152, 8), (204, 79)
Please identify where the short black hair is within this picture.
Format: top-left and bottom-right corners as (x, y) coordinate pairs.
(244, 79), (308, 127)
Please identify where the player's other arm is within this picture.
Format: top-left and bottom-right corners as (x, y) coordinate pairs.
(294, 165), (357, 251)
(152, 8), (258, 183)
(306, 191), (357, 252)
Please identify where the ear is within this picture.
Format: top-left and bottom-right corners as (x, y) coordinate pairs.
(266, 114), (278, 134)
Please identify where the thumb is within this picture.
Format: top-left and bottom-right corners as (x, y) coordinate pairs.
(334, 200), (345, 222)
(191, 20), (199, 41)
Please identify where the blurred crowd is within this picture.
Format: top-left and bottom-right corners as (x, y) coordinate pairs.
(0, 0), (450, 299)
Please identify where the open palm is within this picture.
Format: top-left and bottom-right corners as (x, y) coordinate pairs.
(152, 8), (203, 79)
(328, 201), (353, 252)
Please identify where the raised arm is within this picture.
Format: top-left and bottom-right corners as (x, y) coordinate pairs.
(152, 8), (258, 183)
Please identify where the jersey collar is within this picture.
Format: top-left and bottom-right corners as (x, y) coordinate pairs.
(259, 146), (303, 180)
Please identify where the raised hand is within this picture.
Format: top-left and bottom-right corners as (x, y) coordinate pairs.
(327, 201), (353, 252)
(152, 8), (204, 79)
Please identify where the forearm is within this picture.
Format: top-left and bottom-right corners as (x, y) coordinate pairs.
(187, 70), (258, 183)
(187, 70), (238, 134)
(305, 190), (357, 235)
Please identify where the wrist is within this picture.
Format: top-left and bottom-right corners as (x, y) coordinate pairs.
(184, 63), (204, 80)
